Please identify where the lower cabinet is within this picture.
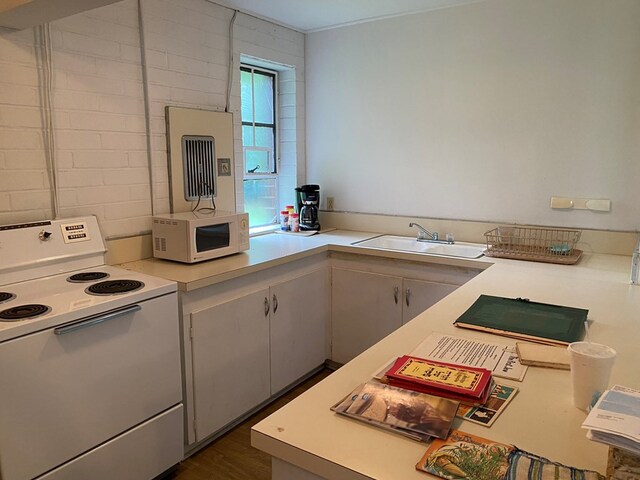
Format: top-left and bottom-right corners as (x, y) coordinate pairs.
(331, 269), (403, 365)
(190, 288), (271, 442)
(402, 278), (458, 325)
(270, 268), (329, 394)
(331, 268), (459, 364)
(182, 252), (478, 446)
(188, 267), (329, 443)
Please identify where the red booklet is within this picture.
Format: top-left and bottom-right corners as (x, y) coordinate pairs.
(385, 356), (493, 405)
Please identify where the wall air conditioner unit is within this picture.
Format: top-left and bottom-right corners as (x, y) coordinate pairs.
(165, 106), (236, 213)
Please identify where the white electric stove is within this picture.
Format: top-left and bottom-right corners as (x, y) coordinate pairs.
(0, 216), (184, 480)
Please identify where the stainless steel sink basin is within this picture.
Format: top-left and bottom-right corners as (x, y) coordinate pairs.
(353, 235), (485, 259)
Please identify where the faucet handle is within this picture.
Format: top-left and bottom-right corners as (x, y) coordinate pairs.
(446, 233), (454, 243)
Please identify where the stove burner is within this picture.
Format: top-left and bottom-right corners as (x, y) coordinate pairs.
(0, 292), (16, 304)
(85, 280), (144, 296)
(0, 304), (51, 321)
(67, 271), (110, 283)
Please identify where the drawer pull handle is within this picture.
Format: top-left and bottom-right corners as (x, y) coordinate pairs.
(393, 286), (399, 304)
(54, 304), (142, 335)
(406, 288), (411, 307)
(264, 297), (270, 317)
(272, 294), (278, 313)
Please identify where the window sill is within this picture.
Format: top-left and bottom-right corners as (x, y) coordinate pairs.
(250, 224), (280, 237)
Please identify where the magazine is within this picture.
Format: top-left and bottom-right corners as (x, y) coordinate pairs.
(332, 385), (430, 442)
(331, 381), (459, 441)
(416, 430), (513, 480)
(581, 385), (640, 455)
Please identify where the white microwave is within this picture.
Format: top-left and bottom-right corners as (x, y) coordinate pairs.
(152, 210), (249, 263)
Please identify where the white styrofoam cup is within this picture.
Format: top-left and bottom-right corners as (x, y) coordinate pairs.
(567, 341), (616, 411)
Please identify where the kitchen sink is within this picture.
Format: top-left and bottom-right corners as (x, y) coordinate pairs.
(353, 235), (486, 259)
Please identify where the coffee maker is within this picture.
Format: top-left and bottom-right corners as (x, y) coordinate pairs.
(295, 184), (321, 231)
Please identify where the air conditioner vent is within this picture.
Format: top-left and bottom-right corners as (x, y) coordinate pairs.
(182, 135), (216, 201)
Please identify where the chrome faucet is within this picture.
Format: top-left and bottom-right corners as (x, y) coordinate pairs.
(409, 222), (454, 244)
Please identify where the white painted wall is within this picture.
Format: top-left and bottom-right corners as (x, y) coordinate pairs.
(0, 0), (304, 238)
(306, 0), (640, 231)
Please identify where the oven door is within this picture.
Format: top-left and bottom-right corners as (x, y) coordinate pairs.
(0, 293), (182, 480)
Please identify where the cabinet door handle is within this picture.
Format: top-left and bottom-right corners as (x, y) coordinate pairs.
(405, 288), (411, 307)
(264, 297), (270, 317)
(272, 293), (278, 313)
(393, 286), (399, 304)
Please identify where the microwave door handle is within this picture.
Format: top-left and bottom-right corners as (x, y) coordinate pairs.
(54, 305), (142, 335)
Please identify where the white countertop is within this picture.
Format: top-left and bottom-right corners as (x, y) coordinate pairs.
(120, 230), (376, 291)
(249, 245), (640, 479)
(121, 230), (640, 479)
(120, 230), (492, 291)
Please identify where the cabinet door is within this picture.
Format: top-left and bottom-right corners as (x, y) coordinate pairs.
(331, 268), (402, 364)
(402, 279), (458, 324)
(270, 268), (330, 394)
(190, 288), (270, 442)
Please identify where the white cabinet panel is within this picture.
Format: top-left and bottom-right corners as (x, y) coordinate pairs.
(331, 268), (461, 364)
(331, 268), (403, 364)
(402, 279), (458, 324)
(190, 289), (270, 441)
(270, 268), (329, 394)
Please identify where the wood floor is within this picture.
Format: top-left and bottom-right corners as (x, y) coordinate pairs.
(170, 368), (333, 480)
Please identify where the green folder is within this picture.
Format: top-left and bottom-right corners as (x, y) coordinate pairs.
(454, 295), (587, 346)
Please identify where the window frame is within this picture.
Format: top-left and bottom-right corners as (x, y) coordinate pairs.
(241, 65), (278, 177)
(240, 63), (280, 229)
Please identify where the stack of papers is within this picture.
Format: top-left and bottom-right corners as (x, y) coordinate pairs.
(581, 385), (640, 455)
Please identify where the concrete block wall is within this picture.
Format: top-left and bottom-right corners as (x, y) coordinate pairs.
(0, 0), (305, 239)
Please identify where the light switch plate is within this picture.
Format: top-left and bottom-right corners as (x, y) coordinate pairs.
(550, 196), (611, 212)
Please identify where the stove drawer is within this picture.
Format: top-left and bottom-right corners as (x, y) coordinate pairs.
(36, 405), (183, 480)
(0, 293), (182, 480)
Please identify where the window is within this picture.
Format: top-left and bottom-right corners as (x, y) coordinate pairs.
(241, 65), (278, 227)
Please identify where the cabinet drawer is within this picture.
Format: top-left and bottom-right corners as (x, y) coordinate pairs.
(37, 405), (184, 480)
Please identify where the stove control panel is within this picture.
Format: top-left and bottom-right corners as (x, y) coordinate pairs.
(60, 221), (91, 244)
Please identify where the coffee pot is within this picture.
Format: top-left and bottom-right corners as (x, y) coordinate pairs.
(295, 184), (320, 231)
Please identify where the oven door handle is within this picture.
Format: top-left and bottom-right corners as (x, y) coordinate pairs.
(54, 304), (142, 335)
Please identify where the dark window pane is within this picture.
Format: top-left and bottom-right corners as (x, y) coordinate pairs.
(195, 224), (230, 251)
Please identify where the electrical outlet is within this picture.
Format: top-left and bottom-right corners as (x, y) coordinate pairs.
(326, 196), (335, 211)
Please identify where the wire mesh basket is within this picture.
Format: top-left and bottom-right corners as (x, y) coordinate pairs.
(484, 226), (582, 264)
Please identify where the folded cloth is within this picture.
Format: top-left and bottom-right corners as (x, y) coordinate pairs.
(505, 448), (604, 480)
